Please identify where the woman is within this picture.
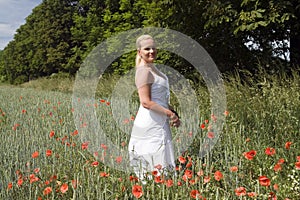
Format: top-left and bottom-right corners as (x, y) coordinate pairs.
(128, 35), (180, 180)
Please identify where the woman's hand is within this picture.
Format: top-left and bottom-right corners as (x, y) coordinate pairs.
(170, 113), (181, 128)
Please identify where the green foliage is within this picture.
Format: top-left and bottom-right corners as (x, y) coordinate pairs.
(0, 0), (299, 84)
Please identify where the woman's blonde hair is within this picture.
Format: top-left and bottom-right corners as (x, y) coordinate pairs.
(135, 35), (154, 66)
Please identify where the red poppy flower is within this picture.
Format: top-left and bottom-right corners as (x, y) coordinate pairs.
(214, 170), (223, 181)
(132, 185), (143, 199)
(165, 179), (173, 187)
(258, 176), (270, 187)
(207, 132), (214, 139)
(17, 179), (23, 187)
(81, 142), (89, 150)
(204, 176), (210, 183)
(152, 170), (158, 177)
(200, 123), (205, 129)
(243, 150), (256, 160)
(100, 99), (106, 103)
(190, 190), (201, 199)
(32, 151), (39, 158)
(277, 158), (285, 164)
(60, 183), (68, 193)
(154, 176), (164, 184)
(295, 161), (300, 170)
(91, 161), (99, 167)
(178, 156), (186, 164)
(46, 149), (52, 157)
(273, 163), (282, 172)
(297, 156), (300, 162)
(235, 187), (246, 196)
(230, 166), (238, 172)
(29, 174), (39, 184)
(49, 130), (55, 138)
(265, 147), (276, 156)
(100, 172), (109, 177)
(43, 187), (52, 196)
(116, 156), (122, 164)
(247, 192), (257, 197)
(186, 161), (192, 168)
(7, 182), (13, 190)
(184, 169), (193, 179)
(197, 169), (204, 176)
(129, 176), (139, 182)
(285, 141), (292, 150)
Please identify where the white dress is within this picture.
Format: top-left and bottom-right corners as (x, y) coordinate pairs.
(128, 67), (175, 178)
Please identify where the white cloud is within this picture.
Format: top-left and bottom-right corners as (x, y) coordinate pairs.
(0, 0), (42, 49)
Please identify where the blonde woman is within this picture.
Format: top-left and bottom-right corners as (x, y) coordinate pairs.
(128, 35), (180, 180)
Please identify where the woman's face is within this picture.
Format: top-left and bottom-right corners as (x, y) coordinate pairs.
(138, 39), (157, 63)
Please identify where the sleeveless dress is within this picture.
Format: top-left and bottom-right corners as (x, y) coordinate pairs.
(128, 67), (175, 178)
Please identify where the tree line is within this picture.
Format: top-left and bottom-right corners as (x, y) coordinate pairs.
(0, 0), (299, 84)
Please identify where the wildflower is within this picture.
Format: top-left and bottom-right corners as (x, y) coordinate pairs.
(100, 172), (109, 177)
(132, 185), (143, 199)
(43, 187), (52, 196)
(204, 176), (210, 183)
(184, 169), (193, 179)
(247, 192), (257, 197)
(258, 176), (270, 187)
(116, 156), (123, 164)
(29, 174), (39, 183)
(190, 189), (201, 199)
(197, 169), (204, 176)
(7, 182), (13, 190)
(154, 164), (162, 170)
(200, 123), (205, 129)
(34, 168), (40, 173)
(295, 161), (300, 170)
(49, 130), (55, 138)
(81, 142), (89, 150)
(273, 163), (282, 172)
(207, 131), (214, 139)
(235, 187), (246, 196)
(230, 166), (238, 172)
(178, 156), (186, 164)
(152, 170), (158, 177)
(243, 150), (256, 160)
(154, 176), (164, 184)
(101, 143), (108, 150)
(129, 176), (139, 182)
(265, 147), (276, 156)
(277, 158), (285, 164)
(32, 151), (39, 159)
(60, 183), (68, 193)
(224, 110), (229, 116)
(273, 184), (279, 191)
(165, 179), (173, 187)
(91, 161), (99, 167)
(214, 170), (223, 181)
(46, 149), (52, 157)
(71, 130), (78, 136)
(71, 180), (77, 189)
(285, 141), (292, 150)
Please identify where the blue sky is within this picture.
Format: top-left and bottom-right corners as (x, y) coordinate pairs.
(0, 0), (42, 50)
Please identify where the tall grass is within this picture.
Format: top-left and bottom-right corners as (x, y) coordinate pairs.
(0, 68), (299, 199)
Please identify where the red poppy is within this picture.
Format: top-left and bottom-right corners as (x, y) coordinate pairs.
(230, 166), (238, 172)
(129, 176), (139, 182)
(200, 123), (205, 129)
(32, 151), (39, 159)
(273, 163), (282, 172)
(46, 149), (52, 157)
(207, 132), (214, 139)
(273, 184), (279, 191)
(154, 176), (164, 184)
(34, 168), (40, 173)
(258, 176), (271, 187)
(91, 161), (99, 167)
(165, 179), (173, 187)
(17, 179), (23, 187)
(285, 141), (292, 150)
(178, 156), (186, 164)
(101, 143), (108, 150)
(29, 174), (39, 184)
(186, 161), (192, 168)
(204, 176), (210, 183)
(100, 99), (106, 103)
(100, 172), (109, 177)
(277, 158), (285, 164)
(184, 169), (193, 179)
(235, 187), (246, 196)
(43, 187), (52, 196)
(116, 156), (122, 164)
(71, 180), (77, 189)
(265, 147), (276, 156)
(154, 164), (162, 170)
(197, 169), (204, 176)
(49, 130), (55, 138)
(295, 161), (300, 170)
(297, 156), (300, 162)
(60, 183), (68, 193)
(71, 130), (78, 136)
(214, 170), (223, 181)
(81, 142), (89, 150)
(190, 190), (201, 199)
(243, 150), (256, 160)
(247, 192), (257, 197)
(7, 182), (13, 190)
(152, 170), (158, 177)
(132, 185), (143, 199)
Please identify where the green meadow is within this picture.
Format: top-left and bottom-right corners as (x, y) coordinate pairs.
(0, 69), (299, 199)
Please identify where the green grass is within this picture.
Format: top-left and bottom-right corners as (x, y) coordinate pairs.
(0, 68), (299, 199)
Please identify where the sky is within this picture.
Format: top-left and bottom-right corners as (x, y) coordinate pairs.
(0, 0), (42, 50)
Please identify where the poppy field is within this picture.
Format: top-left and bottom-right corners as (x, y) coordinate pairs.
(0, 70), (299, 199)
